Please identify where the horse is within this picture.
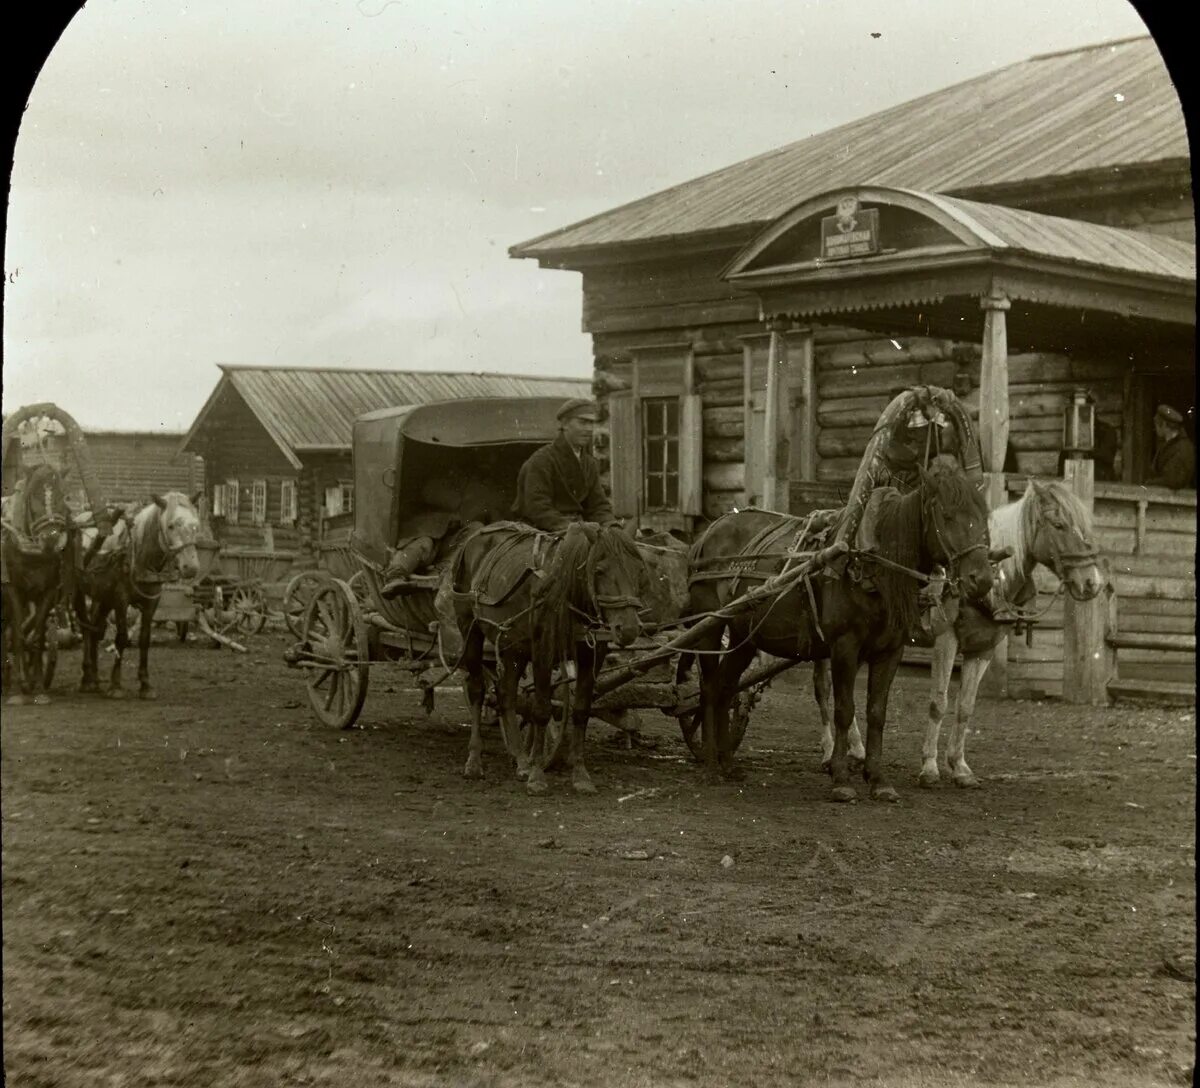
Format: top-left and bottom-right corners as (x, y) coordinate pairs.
(917, 477), (1103, 787)
(687, 456), (994, 802)
(451, 520), (647, 794)
(1, 463), (72, 705)
(75, 491), (201, 699)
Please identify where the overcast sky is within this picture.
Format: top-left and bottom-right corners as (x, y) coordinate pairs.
(2, 0), (1156, 432)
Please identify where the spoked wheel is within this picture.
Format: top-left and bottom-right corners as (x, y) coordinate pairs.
(302, 578), (369, 729)
(523, 674), (571, 772)
(675, 649), (753, 761)
(204, 584), (267, 638)
(283, 570), (329, 638)
(347, 569), (369, 608)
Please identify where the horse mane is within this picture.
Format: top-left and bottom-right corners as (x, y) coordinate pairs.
(588, 527), (648, 601)
(533, 524), (597, 664)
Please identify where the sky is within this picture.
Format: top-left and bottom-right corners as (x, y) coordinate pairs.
(2, 0), (1158, 432)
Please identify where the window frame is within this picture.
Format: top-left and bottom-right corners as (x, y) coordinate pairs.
(640, 396), (681, 512)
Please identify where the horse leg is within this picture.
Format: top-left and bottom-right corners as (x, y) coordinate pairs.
(461, 625), (488, 779)
(920, 629), (959, 787)
(946, 652), (990, 789)
(496, 647), (531, 781)
(108, 600), (129, 698)
(863, 647), (903, 803)
(568, 643), (601, 794)
(137, 600), (156, 699)
(815, 659), (865, 774)
(525, 654), (553, 796)
(5, 588), (29, 706)
(716, 636), (758, 780)
(828, 640), (861, 803)
(26, 594), (55, 705)
(694, 621), (729, 784)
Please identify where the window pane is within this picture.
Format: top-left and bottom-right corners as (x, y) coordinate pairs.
(647, 476), (663, 509)
(666, 439), (678, 473)
(646, 441), (664, 474)
(644, 402), (663, 437)
(666, 400), (679, 435)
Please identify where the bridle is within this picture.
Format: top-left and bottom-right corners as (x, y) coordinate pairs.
(1030, 491), (1100, 597)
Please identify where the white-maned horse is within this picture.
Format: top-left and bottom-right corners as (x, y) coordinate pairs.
(815, 478), (1103, 787)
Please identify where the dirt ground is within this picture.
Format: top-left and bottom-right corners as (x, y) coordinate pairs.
(2, 627), (1195, 1088)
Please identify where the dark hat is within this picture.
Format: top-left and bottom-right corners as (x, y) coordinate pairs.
(556, 398), (598, 423)
(1156, 404), (1184, 425)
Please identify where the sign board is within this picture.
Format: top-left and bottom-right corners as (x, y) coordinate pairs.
(820, 197), (880, 261)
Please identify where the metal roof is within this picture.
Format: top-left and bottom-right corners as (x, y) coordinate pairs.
(512, 36), (1188, 259)
(927, 191), (1196, 281)
(182, 366), (590, 465)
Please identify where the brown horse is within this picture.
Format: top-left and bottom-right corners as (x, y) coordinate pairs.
(75, 492), (201, 699)
(452, 521), (647, 794)
(1, 463), (72, 704)
(687, 457), (993, 802)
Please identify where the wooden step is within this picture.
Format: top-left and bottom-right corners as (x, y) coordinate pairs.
(1107, 678), (1196, 706)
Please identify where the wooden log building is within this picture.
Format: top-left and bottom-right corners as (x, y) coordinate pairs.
(511, 36), (1196, 703)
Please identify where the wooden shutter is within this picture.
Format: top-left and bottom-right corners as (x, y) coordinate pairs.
(744, 390), (766, 507)
(280, 479), (297, 525)
(608, 392), (640, 518)
(225, 478), (240, 524)
(679, 393), (703, 516)
(211, 483), (226, 517)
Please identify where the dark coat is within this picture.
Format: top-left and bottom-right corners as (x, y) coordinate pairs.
(511, 434), (615, 531)
(1147, 434), (1196, 490)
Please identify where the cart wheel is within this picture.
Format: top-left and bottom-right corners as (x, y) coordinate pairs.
(283, 570), (328, 638)
(302, 578), (369, 729)
(678, 693), (751, 761)
(347, 569), (369, 607)
(229, 585), (268, 635)
(524, 678), (571, 772)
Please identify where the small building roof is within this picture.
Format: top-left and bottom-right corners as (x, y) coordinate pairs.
(512, 36), (1187, 261)
(180, 365), (592, 468)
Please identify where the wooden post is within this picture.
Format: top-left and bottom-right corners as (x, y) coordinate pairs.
(790, 327), (817, 482)
(1062, 458), (1115, 705)
(762, 322), (790, 513)
(978, 292), (1010, 700)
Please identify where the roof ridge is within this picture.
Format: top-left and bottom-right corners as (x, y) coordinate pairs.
(1028, 34), (1151, 61)
(218, 363), (588, 382)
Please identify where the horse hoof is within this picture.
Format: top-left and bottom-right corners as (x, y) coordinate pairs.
(819, 758), (832, 776)
(572, 773), (597, 795)
(107, 688), (127, 700)
(830, 785), (858, 803)
(526, 777), (549, 796)
(872, 785), (901, 803)
(33, 694), (51, 706)
(701, 769), (724, 787)
(918, 770), (940, 789)
(6, 695), (28, 707)
(138, 688), (157, 702)
(953, 775), (981, 790)
(463, 757), (484, 780)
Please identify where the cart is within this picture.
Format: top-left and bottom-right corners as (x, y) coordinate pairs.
(280, 396), (851, 766)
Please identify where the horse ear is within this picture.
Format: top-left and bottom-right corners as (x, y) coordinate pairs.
(152, 493), (167, 510)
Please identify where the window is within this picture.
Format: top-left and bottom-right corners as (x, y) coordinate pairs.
(251, 479), (267, 526)
(324, 481), (353, 517)
(642, 398), (680, 510)
(280, 479), (298, 526)
(211, 483), (227, 517)
(225, 478), (240, 524)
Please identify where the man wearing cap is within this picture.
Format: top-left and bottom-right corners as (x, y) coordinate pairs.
(511, 398), (618, 531)
(1146, 405), (1195, 490)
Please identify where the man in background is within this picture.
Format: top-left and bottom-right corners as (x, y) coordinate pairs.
(1146, 404), (1195, 490)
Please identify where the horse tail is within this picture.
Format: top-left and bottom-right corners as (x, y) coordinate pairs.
(533, 525), (594, 665)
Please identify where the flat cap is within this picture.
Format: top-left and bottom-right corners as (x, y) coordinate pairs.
(1156, 404), (1184, 425)
(556, 398), (598, 422)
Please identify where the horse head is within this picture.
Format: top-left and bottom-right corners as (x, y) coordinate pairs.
(1026, 480), (1103, 601)
(15, 463), (70, 555)
(147, 491), (203, 580)
(918, 456), (993, 602)
(586, 524), (648, 648)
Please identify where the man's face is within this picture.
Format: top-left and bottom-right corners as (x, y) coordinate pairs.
(1155, 417), (1169, 443)
(562, 414), (595, 451)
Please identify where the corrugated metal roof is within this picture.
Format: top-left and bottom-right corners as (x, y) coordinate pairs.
(928, 191), (1196, 281)
(210, 366), (590, 456)
(513, 36), (1187, 258)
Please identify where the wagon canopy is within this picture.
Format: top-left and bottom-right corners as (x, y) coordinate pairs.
(351, 396), (572, 569)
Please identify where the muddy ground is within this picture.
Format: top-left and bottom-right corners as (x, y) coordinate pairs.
(2, 629), (1195, 1087)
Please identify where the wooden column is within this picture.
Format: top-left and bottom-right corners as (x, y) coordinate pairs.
(1062, 458), (1117, 705)
(790, 327), (817, 482)
(978, 292), (1011, 698)
(762, 321), (791, 513)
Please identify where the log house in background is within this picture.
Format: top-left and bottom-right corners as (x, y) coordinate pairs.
(511, 36), (1195, 703)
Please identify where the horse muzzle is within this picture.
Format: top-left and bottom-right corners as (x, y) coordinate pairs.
(958, 559), (994, 603)
(175, 544), (201, 582)
(606, 607), (642, 648)
(1065, 564), (1104, 602)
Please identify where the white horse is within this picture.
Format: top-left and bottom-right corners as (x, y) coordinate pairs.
(815, 478), (1103, 786)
